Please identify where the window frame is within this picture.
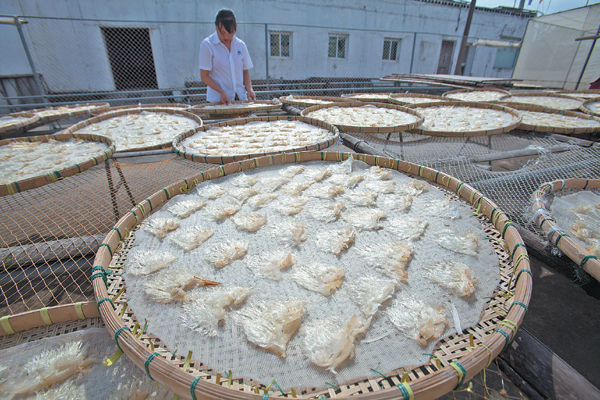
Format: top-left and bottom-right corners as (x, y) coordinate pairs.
(269, 31), (292, 58)
(382, 38), (402, 62)
(328, 33), (348, 59)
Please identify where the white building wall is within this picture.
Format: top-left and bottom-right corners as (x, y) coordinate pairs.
(0, 0), (533, 93)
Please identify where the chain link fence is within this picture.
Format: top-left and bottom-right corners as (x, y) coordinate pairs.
(1, 15), (519, 112)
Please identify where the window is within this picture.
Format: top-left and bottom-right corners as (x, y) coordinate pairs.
(383, 38), (401, 61)
(101, 27), (158, 90)
(328, 34), (347, 59)
(270, 32), (291, 58)
(493, 48), (519, 69)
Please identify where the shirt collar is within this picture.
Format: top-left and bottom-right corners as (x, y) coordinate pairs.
(210, 31), (236, 47)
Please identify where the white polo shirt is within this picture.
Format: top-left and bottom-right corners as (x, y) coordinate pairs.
(199, 31), (254, 102)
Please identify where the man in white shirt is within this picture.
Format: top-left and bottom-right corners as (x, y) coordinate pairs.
(199, 9), (256, 105)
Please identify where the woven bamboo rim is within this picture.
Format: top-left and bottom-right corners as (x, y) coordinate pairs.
(191, 100), (282, 117)
(532, 178), (600, 282)
(0, 132), (115, 197)
(388, 93), (448, 106)
(63, 107), (203, 153)
(301, 102), (424, 134)
(442, 88), (510, 102)
(498, 92), (584, 111)
(279, 95), (345, 107)
(406, 101), (522, 137)
(0, 112), (41, 136)
(91, 103), (191, 116)
(0, 301), (100, 336)
(506, 103), (600, 134)
(580, 98), (600, 117)
(15, 102), (111, 124)
(173, 115), (339, 164)
(341, 93), (392, 103)
(93, 151), (532, 400)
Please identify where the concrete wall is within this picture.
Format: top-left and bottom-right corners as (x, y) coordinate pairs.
(0, 0), (533, 93)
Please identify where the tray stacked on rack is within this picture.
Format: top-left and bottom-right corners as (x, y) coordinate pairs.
(302, 102), (423, 134)
(92, 151), (532, 400)
(0, 132), (115, 196)
(405, 101), (521, 137)
(174, 115), (339, 164)
(388, 93), (448, 106)
(91, 103), (191, 116)
(0, 112), (41, 138)
(64, 107), (202, 153)
(532, 178), (600, 283)
(192, 100), (282, 120)
(442, 88), (510, 102)
(508, 103), (600, 134)
(499, 92), (584, 111)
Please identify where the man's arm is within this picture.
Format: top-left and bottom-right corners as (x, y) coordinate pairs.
(201, 69), (230, 105)
(243, 69), (256, 100)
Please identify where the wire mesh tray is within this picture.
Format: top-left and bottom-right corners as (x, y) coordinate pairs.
(18, 102), (111, 124)
(341, 93), (392, 103)
(173, 115), (339, 164)
(279, 96), (345, 108)
(406, 101), (522, 137)
(301, 102), (423, 134)
(388, 93), (448, 106)
(532, 178), (600, 282)
(93, 152), (532, 400)
(0, 112), (41, 137)
(442, 88), (510, 102)
(191, 100), (282, 118)
(498, 92), (584, 111)
(63, 107), (203, 153)
(508, 103), (600, 134)
(0, 132), (115, 197)
(91, 103), (191, 116)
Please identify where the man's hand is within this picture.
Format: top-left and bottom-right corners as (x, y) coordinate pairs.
(220, 91), (231, 105)
(247, 88), (256, 100)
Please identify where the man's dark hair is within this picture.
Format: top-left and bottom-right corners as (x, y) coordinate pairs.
(215, 9), (237, 33)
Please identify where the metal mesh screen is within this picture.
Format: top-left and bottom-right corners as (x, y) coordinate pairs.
(0, 156), (213, 316)
(1, 15), (529, 112)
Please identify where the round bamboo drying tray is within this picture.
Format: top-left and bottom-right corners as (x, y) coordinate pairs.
(93, 151), (532, 400)
(63, 107), (203, 153)
(191, 100), (282, 119)
(279, 95), (345, 108)
(17, 102), (111, 124)
(442, 88), (510, 102)
(0, 112), (41, 137)
(0, 132), (115, 197)
(507, 103), (600, 134)
(406, 101), (522, 137)
(173, 115), (339, 164)
(91, 103), (191, 116)
(388, 93), (448, 106)
(581, 98), (600, 116)
(532, 178), (600, 282)
(341, 93), (392, 103)
(301, 102), (424, 134)
(498, 92), (584, 111)
(554, 89), (600, 100)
